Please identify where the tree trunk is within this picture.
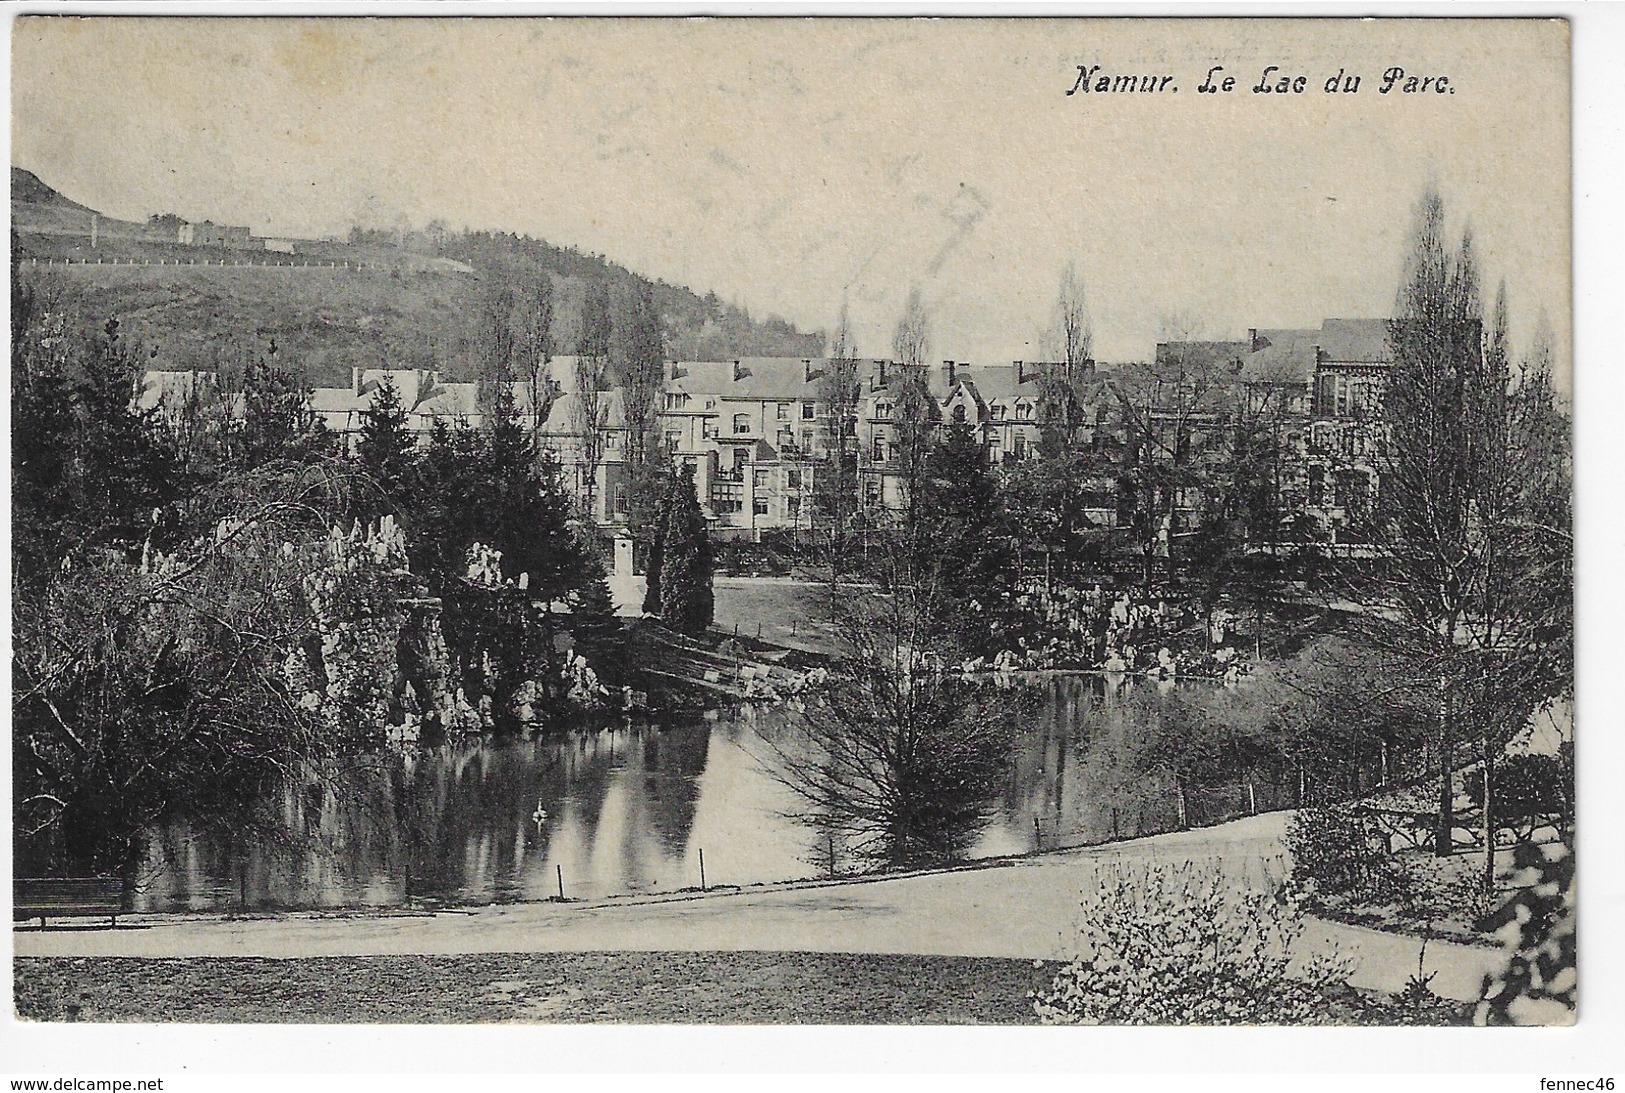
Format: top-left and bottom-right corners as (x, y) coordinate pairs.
(1481, 733), (1496, 898)
(1435, 674), (1454, 857)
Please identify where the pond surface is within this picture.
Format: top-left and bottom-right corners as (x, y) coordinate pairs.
(134, 676), (1288, 913)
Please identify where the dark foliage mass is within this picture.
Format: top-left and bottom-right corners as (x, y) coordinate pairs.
(1286, 808), (1410, 904)
(10, 258), (609, 875)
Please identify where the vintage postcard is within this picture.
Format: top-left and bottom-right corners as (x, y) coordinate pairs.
(9, 12), (1575, 1046)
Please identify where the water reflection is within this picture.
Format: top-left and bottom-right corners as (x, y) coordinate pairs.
(134, 677), (1270, 913)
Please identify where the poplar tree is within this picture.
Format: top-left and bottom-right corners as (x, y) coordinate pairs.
(1378, 188), (1571, 860)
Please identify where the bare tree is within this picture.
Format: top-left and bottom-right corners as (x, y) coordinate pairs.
(474, 279), (518, 418)
(1036, 262), (1095, 456)
(757, 544), (1034, 868)
(518, 269), (557, 432)
(1108, 313), (1233, 583)
(573, 280), (613, 521)
(1048, 261), (1094, 371)
(890, 286), (936, 538)
(817, 302), (862, 612)
(1373, 188), (1571, 862)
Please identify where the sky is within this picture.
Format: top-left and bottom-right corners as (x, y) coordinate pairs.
(11, 16), (1571, 376)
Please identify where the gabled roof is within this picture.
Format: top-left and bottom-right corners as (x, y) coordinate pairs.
(668, 357), (891, 401)
(946, 379), (989, 419)
(1240, 328), (1320, 384)
(1318, 318), (1391, 364)
(537, 387), (627, 434)
(309, 372), (552, 427)
(950, 363), (1045, 404)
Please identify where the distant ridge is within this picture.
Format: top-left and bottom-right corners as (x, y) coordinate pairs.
(11, 165), (97, 215)
(10, 165), (826, 376)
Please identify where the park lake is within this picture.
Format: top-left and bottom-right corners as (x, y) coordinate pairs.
(131, 676), (1299, 913)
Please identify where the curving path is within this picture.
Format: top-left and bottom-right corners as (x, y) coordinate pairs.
(12, 812), (1505, 1002)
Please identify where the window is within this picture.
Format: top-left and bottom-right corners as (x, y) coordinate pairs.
(664, 392), (689, 411)
(612, 485), (628, 515)
(734, 447), (750, 468)
(753, 498), (769, 516)
(776, 402), (790, 421)
(875, 401), (893, 419)
(952, 404), (967, 423)
(786, 468), (802, 490)
(1016, 402), (1032, 420)
(710, 480), (743, 514)
(733, 413), (751, 435)
(786, 496), (801, 519)
(702, 420), (718, 439)
(992, 404), (1007, 420)
(801, 402), (816, 420)
(987, 434), (1002, 462)
(1014, 435), (1028, 460)
(872, 438), (887, 463)
(665, 429), (682, 453)
(754, 467), (771, 490)
(1315, 375), (1337, 418)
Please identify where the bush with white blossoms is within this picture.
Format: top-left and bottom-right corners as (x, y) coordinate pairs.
(1033, 861), (1356, 1025)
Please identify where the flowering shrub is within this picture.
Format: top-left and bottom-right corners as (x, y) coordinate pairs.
(1476, 841), (1576, 1025)
(1033, 862), (1355, 1024)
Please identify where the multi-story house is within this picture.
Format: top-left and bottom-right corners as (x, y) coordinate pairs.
(660, 357), (837, 534)
(138, 321), (1395, 549)
(1157, 317), (1394, 540)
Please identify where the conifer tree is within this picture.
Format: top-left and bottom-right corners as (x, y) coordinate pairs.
(570, 572), (626, 687)
(659, 465), (714, 636)
(241, 340), (321, 466)
(355, 373), (414, 519)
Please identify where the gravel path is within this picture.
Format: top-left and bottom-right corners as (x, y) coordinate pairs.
(13, 812), (1505, 1002)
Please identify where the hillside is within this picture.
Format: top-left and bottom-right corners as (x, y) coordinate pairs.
(12, 166), (97, 213)
(12, 167), (826, 384)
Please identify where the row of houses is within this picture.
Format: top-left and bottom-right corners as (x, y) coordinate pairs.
(138, 316), (1396, 541)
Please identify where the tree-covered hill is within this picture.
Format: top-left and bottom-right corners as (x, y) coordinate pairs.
(11, 167), (825, 384)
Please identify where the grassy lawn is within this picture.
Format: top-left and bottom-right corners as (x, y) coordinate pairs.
(15, 951), (1471, 1025)
(15, 952), (1051, 1025)
(1307, 847), (1524, 947)
(710, 579), (845, 655)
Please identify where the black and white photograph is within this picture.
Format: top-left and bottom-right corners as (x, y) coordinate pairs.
(5, 10), (1593, 1060)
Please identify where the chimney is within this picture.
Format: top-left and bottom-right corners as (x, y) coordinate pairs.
(803, 358), (814, 384)
(878, 360), (889, 387)
(941, 360), (957, 389)
(1013, 360), (1027, 385)
(732, 359), (745, 382)
(1082, 357), (1097, 376)
(352, 366), (364, 396)
(1247, 329), (1258, 352)
(1311, 344), (1323, 365)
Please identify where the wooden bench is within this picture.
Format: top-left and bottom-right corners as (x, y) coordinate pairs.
(13, 877), (127, 928)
